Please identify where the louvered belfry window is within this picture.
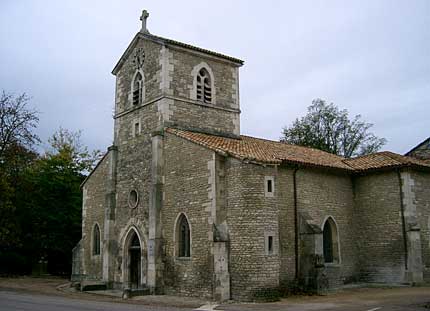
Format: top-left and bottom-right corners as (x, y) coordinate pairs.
(133, 72), (143, 105)
(196, 68), (212, 104)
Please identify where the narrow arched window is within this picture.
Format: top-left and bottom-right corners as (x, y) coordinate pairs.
(196, 68), (212, 104)
(133, 72), (143, 105)
(93, 224), (101, 256)
(323, 217), (339, 263)
(177, 214), (191, 257)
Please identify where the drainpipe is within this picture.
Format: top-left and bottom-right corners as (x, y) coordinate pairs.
(397, 169), (408, 270)
(293, 167), (299, 279)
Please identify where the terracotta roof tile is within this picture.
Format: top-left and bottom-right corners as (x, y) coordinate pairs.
(344, 151), (430, 172)
(166, 128), (430, 173)
(166, 128), (352, 170)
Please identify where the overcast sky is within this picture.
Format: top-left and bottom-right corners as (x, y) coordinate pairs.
(1, 0), (429, 154)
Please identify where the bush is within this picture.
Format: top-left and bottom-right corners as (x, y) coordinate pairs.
(0, 251), (30, 276)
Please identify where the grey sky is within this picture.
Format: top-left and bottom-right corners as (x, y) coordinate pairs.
(1, 0), (429, 154)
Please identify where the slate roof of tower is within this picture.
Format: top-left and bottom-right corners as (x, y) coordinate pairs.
(166, 128), (430, 173)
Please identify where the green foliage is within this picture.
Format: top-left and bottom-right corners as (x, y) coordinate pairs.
(0, 92), (98, 275)
(281, 99), (387, 158)
(13, 128), (98, 274)
(47, 127), (102, 173)
(0, 174), (18, 248)
(17, 152), (84, 273)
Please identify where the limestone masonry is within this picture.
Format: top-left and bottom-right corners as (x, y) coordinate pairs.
(72, 11), (430, 301)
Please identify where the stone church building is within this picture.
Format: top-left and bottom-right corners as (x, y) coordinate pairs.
(72, 11), (430, 301)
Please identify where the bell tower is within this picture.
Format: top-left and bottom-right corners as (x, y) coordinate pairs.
(111, 10), (243, 143)
(105, 10), (243, 294)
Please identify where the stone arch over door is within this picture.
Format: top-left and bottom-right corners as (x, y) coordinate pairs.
(122, 226), (147, 289)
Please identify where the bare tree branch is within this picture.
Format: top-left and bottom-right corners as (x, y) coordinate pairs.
(0, 91), (40, 160)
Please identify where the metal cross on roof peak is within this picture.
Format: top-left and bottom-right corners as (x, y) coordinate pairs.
(140, 10), (149, 33)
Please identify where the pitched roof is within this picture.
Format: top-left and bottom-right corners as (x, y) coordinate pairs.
(405, 137), (430, 155)
(166, 128), (352, 170)
(166, 128), (430, 173)
(344, 151), (430, 172)
(112, 32), (243, 74)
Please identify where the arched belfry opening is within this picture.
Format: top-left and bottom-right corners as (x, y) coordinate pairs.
(132, 72), (144, 105)
(123, 228), (146, 289)
(196, 68), (212, 104)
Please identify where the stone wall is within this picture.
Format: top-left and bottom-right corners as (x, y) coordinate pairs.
(114, 37), (163, 115)
(166, 47), (241, 136)
(108, 32), (243, 291)
(114, 36), (241, 139)
(411, 170), (430, 281)
(277, 168), (296, 287)
(353, 171), (406, 283)
(226, 158), (280, 301)
(111, 93), (159, 287)
(169, 47), (239, 110)
(163, 132), (214, 298)
(81, 153), (110, 280)
(295, 169), (357, 288)
(168, 99), (239, 137)
(111, 36), (165, 288)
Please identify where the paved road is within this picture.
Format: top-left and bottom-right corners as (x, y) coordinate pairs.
(0, 291), (190, 311)
(1, 288), (429, 311)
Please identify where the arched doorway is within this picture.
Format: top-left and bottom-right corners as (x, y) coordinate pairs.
(129, 233), (141, 288)
(124, 229), (145, 289)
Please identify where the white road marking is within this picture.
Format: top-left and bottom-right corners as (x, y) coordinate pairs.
(194, 304), (221, 311)
(366, 308), (382, 311)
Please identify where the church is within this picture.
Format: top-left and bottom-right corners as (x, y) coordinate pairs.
(72, 11), (430, 301)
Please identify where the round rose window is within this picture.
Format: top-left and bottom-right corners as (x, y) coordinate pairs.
(128, 190), (139, 208)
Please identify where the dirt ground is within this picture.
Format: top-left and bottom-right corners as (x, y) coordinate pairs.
(0, 276), (68, 296)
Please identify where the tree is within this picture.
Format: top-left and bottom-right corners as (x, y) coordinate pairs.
(16, 128), (101, 275)
(281, 99), (386, 158)
(47, 127), (102, 173)
(17, 152), (84, 275)
(0, 91), (39, 161)
(0, 91), (39, 269)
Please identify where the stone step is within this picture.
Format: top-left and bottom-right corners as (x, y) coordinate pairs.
(122, 287), (150, 299)
(80, 281), (107, 291)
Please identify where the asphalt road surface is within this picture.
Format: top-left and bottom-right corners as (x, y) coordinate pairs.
(1, 288), (429, 311)
(0, 291), (190, 311)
